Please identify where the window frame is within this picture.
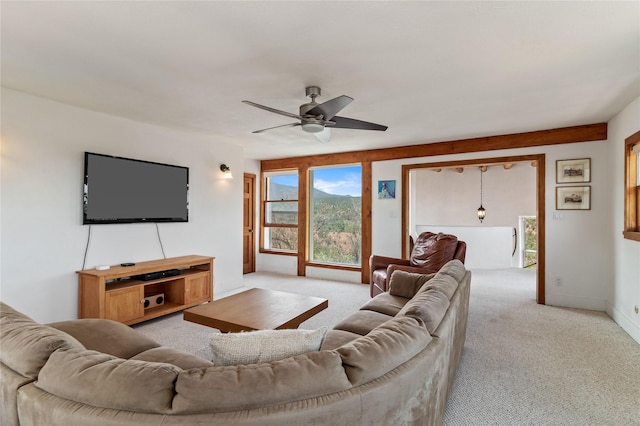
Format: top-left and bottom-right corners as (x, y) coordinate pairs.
(260, 169), (299, 255)
(623, 130), (640, 242)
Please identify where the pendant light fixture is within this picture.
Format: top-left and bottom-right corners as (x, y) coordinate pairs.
(477, 166), (486, 223)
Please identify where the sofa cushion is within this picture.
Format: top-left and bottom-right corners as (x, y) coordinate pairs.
(209, 327), (327, 366)
(388, 270), (437, 299)
(36, 348), (180, 414)
(398, 288), (450, 334)
(0, 302), (84, 378)
(359, 292), (410, 316)
(320, 329), (362, 350)
(49, 318), (160, 359)
(337, 316), (432, 386)
(131, 347), (214, 369)
(333, 310), (393, 336)
(409, 232), (458, 272)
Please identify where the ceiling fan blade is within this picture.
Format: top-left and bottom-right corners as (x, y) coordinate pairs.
(306, 95), (353, 120)
(329, 116), (388, 131)
(242, 100), (302, 120)
(252, 123), (301, 134)
(313, 127), (331, 143)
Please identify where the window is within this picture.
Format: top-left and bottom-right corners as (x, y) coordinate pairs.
(262, 171), (298, 252)
(519, 216), (537, 269)
(309, 165), (362, 266)
(624, 131), (640, 241)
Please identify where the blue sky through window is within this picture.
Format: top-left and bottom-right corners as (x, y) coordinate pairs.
(313, 165), (362, 196)
(271, 174), (298, 187)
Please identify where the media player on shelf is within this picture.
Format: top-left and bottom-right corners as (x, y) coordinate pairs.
(133, 269), (180, 281)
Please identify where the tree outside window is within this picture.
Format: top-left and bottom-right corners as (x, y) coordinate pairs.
(520, 216), (537, 269)
(309, 165), (362, 266)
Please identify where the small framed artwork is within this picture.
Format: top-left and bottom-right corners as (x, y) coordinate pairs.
(556, 158), (591, 183)
(556, 186), (591, 210)
(378, 180), (396, 199)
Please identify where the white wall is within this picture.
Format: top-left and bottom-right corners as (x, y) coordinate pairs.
(1, 89), (245, 323)
(606, 96), (640, 343)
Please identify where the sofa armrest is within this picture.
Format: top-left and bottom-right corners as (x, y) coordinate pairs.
(370, 255), (411, 272)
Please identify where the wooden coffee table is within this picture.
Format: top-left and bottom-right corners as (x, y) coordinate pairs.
(183, 288), (328, 332)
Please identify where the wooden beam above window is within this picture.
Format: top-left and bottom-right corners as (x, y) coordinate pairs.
(261, 123), (607, 170)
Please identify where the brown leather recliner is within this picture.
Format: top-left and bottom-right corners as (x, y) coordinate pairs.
(369, 232), (466, 297)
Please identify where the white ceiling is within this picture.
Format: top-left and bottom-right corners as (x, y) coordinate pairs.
(2, 1), (639, 160)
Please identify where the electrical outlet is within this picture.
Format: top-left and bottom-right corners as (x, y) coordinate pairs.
(554, 277), (562, 287)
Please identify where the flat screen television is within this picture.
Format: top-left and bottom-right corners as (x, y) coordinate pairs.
(83, 152), (189, 224)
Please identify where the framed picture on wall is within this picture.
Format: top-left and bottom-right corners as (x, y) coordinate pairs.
(556, 186), (591, 210)
(556, 158), (591, 183)
(378, 180), (396, 199)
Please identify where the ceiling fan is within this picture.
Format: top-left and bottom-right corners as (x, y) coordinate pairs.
(242, 86), (387, 143)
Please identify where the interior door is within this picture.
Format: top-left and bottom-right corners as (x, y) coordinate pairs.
(243, 173), (256, 274)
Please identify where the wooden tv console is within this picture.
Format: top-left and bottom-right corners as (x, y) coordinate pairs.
(77, 255), (214, 325)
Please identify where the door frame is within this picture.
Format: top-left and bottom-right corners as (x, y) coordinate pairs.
(243, 173), (256, 274)
(401, 153), (546, 304)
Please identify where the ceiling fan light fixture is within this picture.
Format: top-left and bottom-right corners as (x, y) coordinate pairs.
(301, 122), (324, 133)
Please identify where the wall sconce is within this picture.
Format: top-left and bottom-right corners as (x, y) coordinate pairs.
(477, 166), (486, 223)
(220, 164), (233, 179)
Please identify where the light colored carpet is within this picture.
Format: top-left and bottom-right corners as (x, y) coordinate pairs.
(444, 268), (640, 426)
(133, 269), (640, 425)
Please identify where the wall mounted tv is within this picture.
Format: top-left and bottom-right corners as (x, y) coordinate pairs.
(83, 152), (189, 224)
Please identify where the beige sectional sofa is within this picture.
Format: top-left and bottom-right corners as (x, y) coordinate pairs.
(0, 260), (471, 426)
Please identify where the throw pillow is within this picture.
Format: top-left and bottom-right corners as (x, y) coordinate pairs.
(209, 327), (327, 366)
(388, 270), (436, 299)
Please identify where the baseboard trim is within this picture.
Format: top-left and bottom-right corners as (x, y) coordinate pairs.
(606, 302), (640, 344)
(545, 293), (606, 311)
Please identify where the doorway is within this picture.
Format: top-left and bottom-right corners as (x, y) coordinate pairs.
(401, 154), (546, 304)
(243, 173), (256, 274)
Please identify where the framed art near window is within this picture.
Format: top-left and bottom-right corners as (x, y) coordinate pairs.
(556, 158), (591, 183)
(556, 186), (591, 210)
(377, 180), (396, 199)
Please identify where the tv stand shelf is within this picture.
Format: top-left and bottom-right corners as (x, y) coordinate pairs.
(77, 255), (214, 325)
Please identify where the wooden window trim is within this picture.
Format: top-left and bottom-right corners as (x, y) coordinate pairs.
(623, 130), (640, 241)
(264, 200), (299, 226)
